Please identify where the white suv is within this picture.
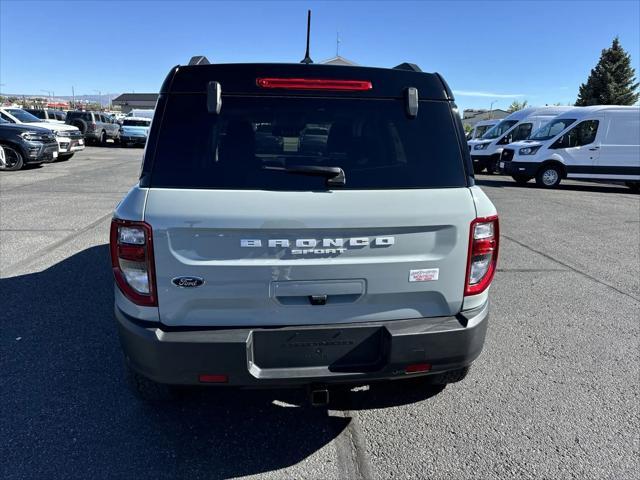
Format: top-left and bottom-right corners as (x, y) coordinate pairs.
(0, 107), (85, 161)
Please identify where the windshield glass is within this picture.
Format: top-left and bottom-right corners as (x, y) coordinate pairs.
(475, 125), (493, 138)
(530, 118), (577, 141)
(150, 95), (467, 190)
(123, 119), (150, 127)
(481, 120), (518, 139)
(6, 109), (41, 123)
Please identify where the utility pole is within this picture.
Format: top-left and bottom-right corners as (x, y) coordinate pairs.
(336, 32), (341, 57)
(72, 86), (75, 109)
(41, 89), (53, 107)
(94, 89), (101, 110)
(489, 100), (497, 119)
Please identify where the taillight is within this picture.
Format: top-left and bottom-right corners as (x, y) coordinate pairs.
(464, 215), (499, 296)
(87, 122), (96, 131)
(110, 219), (157, 306)
(256, 78), (373, 91)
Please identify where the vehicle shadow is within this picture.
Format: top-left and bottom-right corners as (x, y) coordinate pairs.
(475, 175), (634, 194)
(1, 245), (443, 479)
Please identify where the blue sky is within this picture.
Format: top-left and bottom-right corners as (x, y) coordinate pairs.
(1, 0), (639, 111)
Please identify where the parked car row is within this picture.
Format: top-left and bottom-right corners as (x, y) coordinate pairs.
(467, 105), (640, 191)
(0, 106), (153, 170)
(0, 107), (85, 167)
(65, 110), (151, 145)
(0, 118), (59, 170)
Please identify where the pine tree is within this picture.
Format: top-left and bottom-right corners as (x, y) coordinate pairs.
(576, 37), (639, 106)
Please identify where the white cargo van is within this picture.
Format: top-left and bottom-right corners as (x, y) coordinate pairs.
(466, 119), (498, 141)
(500, 106), (640, 190)
(468, 106), (574, 174)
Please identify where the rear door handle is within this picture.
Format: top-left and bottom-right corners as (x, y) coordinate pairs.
(589, 146), (599, 151)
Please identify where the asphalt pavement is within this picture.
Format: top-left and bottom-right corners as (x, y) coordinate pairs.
(1, 147), (638, 479)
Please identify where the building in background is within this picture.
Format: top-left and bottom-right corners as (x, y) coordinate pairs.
(320, 56), (358, 66)
(111, 93), (158, 113)
(462, 108), (509, 128)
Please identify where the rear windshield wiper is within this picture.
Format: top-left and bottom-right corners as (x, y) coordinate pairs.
(263, 164), (346, 186)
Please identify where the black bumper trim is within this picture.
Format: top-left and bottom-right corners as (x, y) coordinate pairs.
(502, 161), (539, 176)
(116, 304), (489, 386)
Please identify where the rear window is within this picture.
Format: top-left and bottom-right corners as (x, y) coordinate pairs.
(149, 95), (467, 190)
(68, 112), (93, 121)
(123, 119), (150, 127)
(26, 109), (46, 119)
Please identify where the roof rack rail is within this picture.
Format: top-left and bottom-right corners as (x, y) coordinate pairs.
(393, 62), (422, 72)
(188, 55), (210, 66)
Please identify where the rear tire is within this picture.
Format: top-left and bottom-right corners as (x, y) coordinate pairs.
(0, 144), (24, 171)
(535, 164), (562, 188)
(511, 174), (532, 185)
(99, 130), (107, 145)
(125, 363), (176, 403)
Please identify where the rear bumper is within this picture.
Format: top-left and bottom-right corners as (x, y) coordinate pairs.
(116, 302), (489, 387)
(83, 131), (101, 140)
(120, 135), (147, 145)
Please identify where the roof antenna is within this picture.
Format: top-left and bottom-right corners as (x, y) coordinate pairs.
(300, 10), (313, 64)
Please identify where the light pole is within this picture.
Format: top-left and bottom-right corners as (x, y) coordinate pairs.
(489, 100), (497, 119)
(41, 89), (53, 107)
(94, 89), (101, 110)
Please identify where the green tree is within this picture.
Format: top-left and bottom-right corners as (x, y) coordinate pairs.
(576, 37), (639, 106)
(507, 100), (528, 112)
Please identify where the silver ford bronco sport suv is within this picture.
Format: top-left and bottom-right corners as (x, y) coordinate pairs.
(111, 57), (499, 402)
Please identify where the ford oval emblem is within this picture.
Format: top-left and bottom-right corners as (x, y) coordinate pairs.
(172, 276), (205, 288)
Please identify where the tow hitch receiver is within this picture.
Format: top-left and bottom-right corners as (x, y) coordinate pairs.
(309, 387), (330, 407)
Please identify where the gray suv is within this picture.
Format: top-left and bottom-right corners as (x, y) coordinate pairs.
(111, 59), (499, 402)
(66, 111), (120, 144)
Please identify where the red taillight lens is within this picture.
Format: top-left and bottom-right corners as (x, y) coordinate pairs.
(198, 374), (228, 384)
(464, 215), (499, 296)
(87, 122), (96, 131)
(256, 78), (373, 91)
(110, 219), (157, 306)
(405, 363), (432, 374)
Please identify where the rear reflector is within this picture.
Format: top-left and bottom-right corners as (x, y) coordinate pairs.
(405, 363), (432, 374)
(198, 374), (228, 383)
(256, 78), (373, 91)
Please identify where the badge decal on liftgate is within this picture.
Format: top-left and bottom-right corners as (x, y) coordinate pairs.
(172, 276), (205, 288)
(409, 269), (439, 282)
(240, 236), (395, 255)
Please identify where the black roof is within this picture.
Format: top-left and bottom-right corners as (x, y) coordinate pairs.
(112, 93), (159, 102)
(161, 63), (453, 101)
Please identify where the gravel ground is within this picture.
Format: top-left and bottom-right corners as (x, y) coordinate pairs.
(1, 147), (638, 479)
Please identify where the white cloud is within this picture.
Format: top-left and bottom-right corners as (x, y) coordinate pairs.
(453, 90), (526, 98)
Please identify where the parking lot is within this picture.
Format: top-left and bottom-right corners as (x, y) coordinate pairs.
(1, 146), (638, 479)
